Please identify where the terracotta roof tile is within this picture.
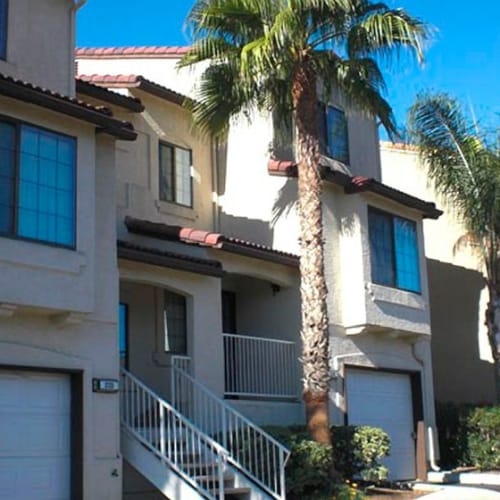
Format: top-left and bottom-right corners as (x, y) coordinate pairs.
(117, 240), (224, 277)
(268, 159), (442, 219)
(0, 73), (136, 140)
(75, 78), (144, 112)
(124, 216), (300, 267)
(77, 74), (189, 106)
(76, 46), (190, 58)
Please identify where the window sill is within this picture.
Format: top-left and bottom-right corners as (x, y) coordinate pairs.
(366, 282), (425, 310)
(155, 199), (198, 222)
(0, 236), (87, 275)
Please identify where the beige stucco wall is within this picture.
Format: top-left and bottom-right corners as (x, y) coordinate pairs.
(0, 0), (76, 95)
(380, 143), (496, 403)
(76, 55), (382, 253)
(102, 91), (216, 234)
(0, 101), (122, 499)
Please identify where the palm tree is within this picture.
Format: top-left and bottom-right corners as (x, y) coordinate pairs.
(409, 93), (500, 403)
(180, 0), (429, 443)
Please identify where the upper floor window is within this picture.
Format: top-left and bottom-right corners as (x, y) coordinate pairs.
(0, 0), (7, 60)
(318, 104), (349, 165)
(368, 208), (421, 293)
(0, 119), (76, 247)
(159, 142), (192, 207)
(163, 290), (187, 354)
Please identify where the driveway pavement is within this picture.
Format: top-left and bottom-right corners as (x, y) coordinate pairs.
(418, 486), (500, 499)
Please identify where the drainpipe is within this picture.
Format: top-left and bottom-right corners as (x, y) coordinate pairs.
(412, 341), (440, 472)
(70, 1), (87, 96)
(331, 353), (361, 408)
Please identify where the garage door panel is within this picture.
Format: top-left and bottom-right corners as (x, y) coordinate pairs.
(346, 369), (416, 480)
(0, 371), (71, 500)
(0, 458), (70, 499)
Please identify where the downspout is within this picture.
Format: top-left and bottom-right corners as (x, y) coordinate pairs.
(211, 136), (220, 232)
(331, 353), (361, 408)
(69, 0), (87, 96)
(412, 341), (440, 472)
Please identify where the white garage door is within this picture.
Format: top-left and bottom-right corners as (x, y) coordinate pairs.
(346, 369), (416, 480)
(0, 370), (71, 500)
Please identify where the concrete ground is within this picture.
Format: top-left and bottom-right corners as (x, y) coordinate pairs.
(418, 485), (500, 499)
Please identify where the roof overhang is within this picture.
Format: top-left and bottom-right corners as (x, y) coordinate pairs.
(0, 73), (136, 140)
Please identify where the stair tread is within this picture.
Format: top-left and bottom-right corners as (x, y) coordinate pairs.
(217, 486), (252, 494)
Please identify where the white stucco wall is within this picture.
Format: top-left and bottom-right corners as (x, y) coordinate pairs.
(0, 102), (122, 499)
(380, 143), (496, 403)
(1, 0), (76, 95)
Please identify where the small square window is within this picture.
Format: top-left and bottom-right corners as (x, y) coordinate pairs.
(368, 208), (421, 293)
(318, 103), (349, 164)
(159, 142), (192, 207)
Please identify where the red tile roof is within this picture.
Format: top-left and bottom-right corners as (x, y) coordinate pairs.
(268, 159), (442, 219)
(78, 74), (189, 106)
(76, 78), (144, 112)
(76, 46), (189, 58)
(0, 73), (136, 140)
(118, 240), (224, 277)
(124, 217), (300, 268)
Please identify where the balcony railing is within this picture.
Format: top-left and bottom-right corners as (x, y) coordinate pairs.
(223, 333), (299, 399)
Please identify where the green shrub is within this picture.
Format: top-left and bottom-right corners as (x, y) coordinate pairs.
(260, 425), (389, 498)
(331, 425), (390, 481)
(435, 402), (472, 468)
(467, 406), (500, 470)
(263, 426), (336, 499)
(435, 402), (500, 470)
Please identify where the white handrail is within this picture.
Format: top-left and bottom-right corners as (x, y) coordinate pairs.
(222, 332), (296, 345)
(223, 333), (299, 398)
(121, 368), (228, 500)
(171, 364), (290, 499)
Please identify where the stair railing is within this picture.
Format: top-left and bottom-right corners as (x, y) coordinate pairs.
(171, 364), (290, 499)
(121, 368), (228, 500)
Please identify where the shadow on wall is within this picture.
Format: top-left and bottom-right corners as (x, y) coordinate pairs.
(271, 177), (297, 227)
(427, 258), (496, 404)
(219, 212), (275, 247)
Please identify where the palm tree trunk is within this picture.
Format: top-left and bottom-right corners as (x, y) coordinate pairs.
(485, 285), (500, 403)
(292, 64), (331, 444)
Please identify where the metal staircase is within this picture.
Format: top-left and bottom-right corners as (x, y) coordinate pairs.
(120, 368), (290, 499)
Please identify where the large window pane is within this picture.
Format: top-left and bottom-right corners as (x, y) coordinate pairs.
(326, 106), (349, 164)
(0, 121), (15, 233)
(175, 147), (192, 207)
(164, 290), (187, 354)
(0, 0), (7, 60)
(159, 143), (174, 202)
(159, 142), (192, 207)
(369, 210), (395, 286)
(369, 208), (421, 293)
(394, 218), (421, 292)
(18, 125), (75, 246)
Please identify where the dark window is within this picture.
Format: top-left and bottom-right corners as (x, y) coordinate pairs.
(0, 119), (76, 247)
(118, 303), (128, 368)
(0, 0), (8, 60)
(368, 208), (421, 293)
(164, 290), (187, 354)
(318, 103), (349, 164)
(222, 290), (237, 333)
(159, 142), (192, 207)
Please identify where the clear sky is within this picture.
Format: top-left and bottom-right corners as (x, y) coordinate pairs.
(77, 0), (500, 137)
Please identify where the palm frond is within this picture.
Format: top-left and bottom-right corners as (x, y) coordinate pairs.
(408, 93), (500, 281)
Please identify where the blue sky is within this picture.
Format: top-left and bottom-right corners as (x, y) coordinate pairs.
(77, 1), (499, 136)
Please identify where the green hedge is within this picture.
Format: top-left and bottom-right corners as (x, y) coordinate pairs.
(261, 425), (390, 499)
(435, 403), (500, 470)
